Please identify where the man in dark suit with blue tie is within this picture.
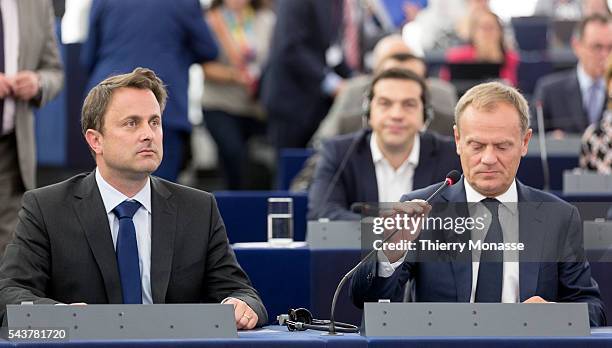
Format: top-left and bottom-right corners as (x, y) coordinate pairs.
(350, 81), (606, 326)
(81, 0), (218, 182)
(308, 68), (461, 220)
(0, 68), (266, 329)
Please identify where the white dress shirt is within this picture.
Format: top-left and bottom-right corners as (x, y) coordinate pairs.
(377, 178), (521, 303)
(464, 179), (520, 303)
(95, 168), (153, 304)
(370, 133), (420, 203)
(0, 0), (19, 134)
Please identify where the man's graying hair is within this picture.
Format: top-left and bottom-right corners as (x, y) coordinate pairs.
(81, 67), (167, 135)
(455, 82), (531, 134)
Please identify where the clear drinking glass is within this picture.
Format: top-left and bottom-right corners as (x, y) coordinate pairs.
(267, 197), (294, 246)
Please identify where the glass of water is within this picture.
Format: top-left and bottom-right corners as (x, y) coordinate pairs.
(267, 197), (293, 246)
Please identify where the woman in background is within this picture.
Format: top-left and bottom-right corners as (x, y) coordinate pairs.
(580, 57), (612, 173)
(203, 0), (275, 189)
(441, 9), (519, 86)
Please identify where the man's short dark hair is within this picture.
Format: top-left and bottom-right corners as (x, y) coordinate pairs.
(81, 67), (167, 136)
(367, 68), (430, 111)
(385, 53), (425, 65)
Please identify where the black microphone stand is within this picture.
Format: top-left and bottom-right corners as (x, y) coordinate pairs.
(326, 177), (455, 335)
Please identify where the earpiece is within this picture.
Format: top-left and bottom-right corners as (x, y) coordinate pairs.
(278, 308), (359, 333)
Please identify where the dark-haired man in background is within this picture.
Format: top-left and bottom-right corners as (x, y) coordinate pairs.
(308, 68), (460, 220)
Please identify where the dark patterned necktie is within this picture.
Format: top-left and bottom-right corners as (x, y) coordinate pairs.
(475, 198), (503, 302)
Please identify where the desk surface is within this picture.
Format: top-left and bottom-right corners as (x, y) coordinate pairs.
(2, 326), (611, 347)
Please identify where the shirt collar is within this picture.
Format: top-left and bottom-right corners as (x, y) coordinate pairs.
(464, 178), (518, 214)
(95, 168), (152, 214)
(370, 132), (420, 170)
(577, 64), (604, 93)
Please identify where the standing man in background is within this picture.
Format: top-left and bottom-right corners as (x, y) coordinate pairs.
(0, 0), (64, 256)
(81, 0), (218, 182)
(261, 0), (359, 150)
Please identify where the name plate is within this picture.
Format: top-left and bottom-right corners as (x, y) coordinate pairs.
(527, 135), (581, 155)
(307, 221), (361, 249)
(584, 221), (612, 247)
(7, 304), (237, 340)
(563, 171), (612, 194)
(362, 302), (589, 337)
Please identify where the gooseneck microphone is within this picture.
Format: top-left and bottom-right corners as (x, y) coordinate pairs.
(327, 170), (461, 335)
(424, 170), (461, 202)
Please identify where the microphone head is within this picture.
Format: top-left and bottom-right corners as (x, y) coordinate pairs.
(445, 170), (461, 186)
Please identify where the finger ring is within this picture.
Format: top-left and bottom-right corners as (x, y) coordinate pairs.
(243, 314), (251, 320)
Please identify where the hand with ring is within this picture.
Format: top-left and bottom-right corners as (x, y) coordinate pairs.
(223, 297), (259, 330)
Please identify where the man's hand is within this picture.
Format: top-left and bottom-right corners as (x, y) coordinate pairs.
(224, 297), (258, 330)
(381, 200), (431, 263)
(10, 71), (40, 101)
(0, 73), (12, 98)
(523, 296), (551, 303)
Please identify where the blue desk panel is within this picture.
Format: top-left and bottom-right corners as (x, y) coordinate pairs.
(215, 191), (308, 244)
(234, 246), (310, 325)
(2, 326), (611, 347)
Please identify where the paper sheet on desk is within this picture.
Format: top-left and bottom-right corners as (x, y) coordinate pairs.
(240, 329), (282, 334)
(591, 327), (612, 334)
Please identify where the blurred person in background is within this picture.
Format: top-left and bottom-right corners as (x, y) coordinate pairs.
(455, 0), (490, 42)
(441, 9), (519, 86)
(307, 68), (460, 220)
(290, 35), (458, 192)
(313, 34), (457, 144)
(203, 0), (275, 189)
(261, 0), (359, 150)
(580, 56), (612, 173)
(533, 14), (612, 135)
(81, 0), (218, 182)
(0, 0), (63, 256)
(535, 0), (610, 19)
(400, 0), (466, 52)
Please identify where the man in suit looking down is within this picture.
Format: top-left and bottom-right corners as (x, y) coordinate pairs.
(350, 81), (606, 327)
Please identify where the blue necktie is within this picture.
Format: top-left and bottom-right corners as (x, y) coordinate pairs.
(587, 81), (603, 124)
(113, 200), (143, 304)
(475, 198), (503, 302)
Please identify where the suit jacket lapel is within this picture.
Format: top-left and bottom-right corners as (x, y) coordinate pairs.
(356, 130), (378, 203)
(517, 182), (546, 301)
(149, 177), (176, 303)
(413, 133), (436, 190)
(443, 179), (472, 302)
(73, 172), (123, 303)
